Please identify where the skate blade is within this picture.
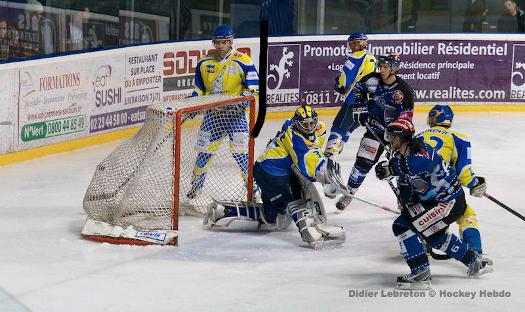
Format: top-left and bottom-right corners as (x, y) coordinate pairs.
(468, 265), (494, 278)
(308, 238), (345, 250)
(395, 280), (432, 290)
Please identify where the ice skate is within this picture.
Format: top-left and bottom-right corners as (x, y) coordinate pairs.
(395, 266), (432, 290)
(335, 187), (356, 212)
(467, 252), (494, 277)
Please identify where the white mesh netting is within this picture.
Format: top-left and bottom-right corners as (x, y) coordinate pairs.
(82, 95), (254, 243)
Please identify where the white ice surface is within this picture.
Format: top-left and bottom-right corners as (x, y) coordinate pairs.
(0, 112), (524, 312)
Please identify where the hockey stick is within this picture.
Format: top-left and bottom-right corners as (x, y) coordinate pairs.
(336, 186), (400, 214)
(484, 192), (525, 222)
(251, 19), (268, 138)
(364, 122), (400, 202)
(327, 160), (399, 214)
(364, 123), (451, 260)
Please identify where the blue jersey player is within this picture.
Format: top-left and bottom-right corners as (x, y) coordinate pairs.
(186, 25), (259, 201)
(375, 119), (493, 289)
(328, 52), (415, 211)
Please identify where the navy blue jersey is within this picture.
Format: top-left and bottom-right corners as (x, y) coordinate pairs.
(354, 72), (414, 133)
(391, 140), (463, 205)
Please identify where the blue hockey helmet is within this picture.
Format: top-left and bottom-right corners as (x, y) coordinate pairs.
(347, 32), (368, 41)
(212, 25), (234, 40)
(428, 104), (454, 128)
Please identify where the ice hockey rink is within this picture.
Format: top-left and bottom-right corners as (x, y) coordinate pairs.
(0, 111), (523, 312)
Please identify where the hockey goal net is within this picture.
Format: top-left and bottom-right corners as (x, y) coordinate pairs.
(82, 94), (256, 246)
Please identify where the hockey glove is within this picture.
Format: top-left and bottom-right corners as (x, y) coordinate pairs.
(324, 131), (344, 158)
(470, 176), (487, 198)
(352, 105), (369, 127)
(334, 76), (346, 94)
(375, 160), (393, 180)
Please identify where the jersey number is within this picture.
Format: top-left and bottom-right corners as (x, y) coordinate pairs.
(428, 135), (444, 153)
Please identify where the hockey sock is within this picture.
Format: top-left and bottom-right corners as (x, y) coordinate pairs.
(462, 227), (482, 253)
(427, 232), (476, 266)
(347, 164), (370, 189)
(393, 216), (429, 273)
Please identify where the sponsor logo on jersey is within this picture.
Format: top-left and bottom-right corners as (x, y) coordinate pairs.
(414, 200), (454, 231)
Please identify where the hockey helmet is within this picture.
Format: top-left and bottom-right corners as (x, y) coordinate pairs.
(212, 25), (234, 40)
(385, 118), (415, 143)
(427, 104), (454, 128)
(347, 32), (368, 42)
(377, 52), (401, 72)
(292, 105), (318, 136)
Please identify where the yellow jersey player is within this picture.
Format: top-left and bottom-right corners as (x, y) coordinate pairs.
(187, 25), (259, 200)
(417, 104), (487, 253)
(325, 32), (377, 158)
(204, 105), (346, 249)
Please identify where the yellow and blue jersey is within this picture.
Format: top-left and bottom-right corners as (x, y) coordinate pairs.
(192, 48), (259, 98)
(257, 119), (327, 182)
(417, 126), (477, 189)
(335, 49), (377, 104)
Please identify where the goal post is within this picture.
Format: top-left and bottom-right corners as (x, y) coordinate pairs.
(82, 94), (256, 246)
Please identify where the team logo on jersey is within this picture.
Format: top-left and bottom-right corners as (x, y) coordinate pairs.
(511, 44), (525, 99)
(393, 90), (404, 104)
(267, 44), (300, 104)
(206, 64), (216, 73)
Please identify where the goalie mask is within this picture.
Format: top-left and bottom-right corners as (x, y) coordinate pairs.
(292, 105), (319, 138)
(428, 104), (454, 128)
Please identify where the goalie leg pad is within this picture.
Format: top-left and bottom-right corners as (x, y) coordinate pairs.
(203, 200), (275, 231)
(288, 199), (345, 249)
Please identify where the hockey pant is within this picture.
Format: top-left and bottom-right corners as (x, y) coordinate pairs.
(392, 192), (479, 273)
(252, 162), (302, 222)
(189, 110), (249, 193)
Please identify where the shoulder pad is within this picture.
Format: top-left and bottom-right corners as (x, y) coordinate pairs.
(202, 51), (218, 61)
(449, 128), (468, 140)
(350, 50), (367, 59)
(232, 50), (252, 62)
